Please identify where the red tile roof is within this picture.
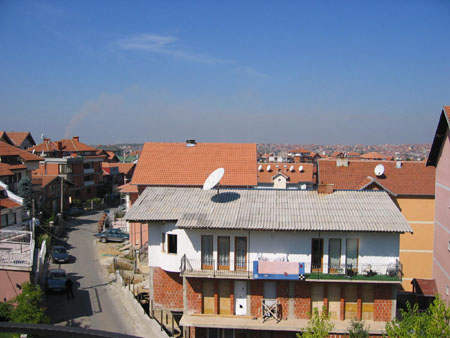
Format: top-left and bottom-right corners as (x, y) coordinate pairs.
(0, 198), (21, 209)
(318, 159), (435, 196)
(257, 162), (314, 184)
(29, 137), (98, 153)
(412, 279), (438, 296)
(102, 162), (135, 175)
(0, 141), (43, 162)
(32, 175), (58, 188)
(0, 164), (14, 177)
(6, 132), (34, 147)
(360, 152), (387, 160)
(119, 183), (138, 193)
(132, 142), (257, 186)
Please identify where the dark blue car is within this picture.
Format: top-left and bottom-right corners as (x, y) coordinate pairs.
(95, 228), (129, 243)
(51, 246), (70, 263)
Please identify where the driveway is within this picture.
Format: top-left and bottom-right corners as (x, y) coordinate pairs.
(45, 210), (144, 336)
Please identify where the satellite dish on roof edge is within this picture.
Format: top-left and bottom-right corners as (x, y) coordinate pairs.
(203, 168), (225, 192)
(374, 164), (385, 177)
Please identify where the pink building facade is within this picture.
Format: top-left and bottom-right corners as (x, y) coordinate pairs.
(427, 106), (450, 302)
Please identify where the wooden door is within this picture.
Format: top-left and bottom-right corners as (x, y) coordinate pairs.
(203, 280), (215, 314)
(218, 280), (231, 315)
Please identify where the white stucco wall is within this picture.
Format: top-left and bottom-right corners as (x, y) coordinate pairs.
(148, 222), (400, 274)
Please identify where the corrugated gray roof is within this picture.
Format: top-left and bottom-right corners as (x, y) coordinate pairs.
(125, 187), (412, 233)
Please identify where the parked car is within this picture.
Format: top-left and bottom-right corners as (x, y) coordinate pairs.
(94, 228), (129, 243)
(46, 269), (67, 293)
(51, 245), (70, 263)
(67, 207), (83, 216)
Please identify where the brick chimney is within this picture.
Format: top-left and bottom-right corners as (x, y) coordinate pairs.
(318, 183), (334, 194)
(57, 141), (63, 150)
(72, 136), (79, 142)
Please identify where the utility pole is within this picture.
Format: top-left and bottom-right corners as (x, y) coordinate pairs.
(32, 198), (35, 239)
(60, 177), (64, 226)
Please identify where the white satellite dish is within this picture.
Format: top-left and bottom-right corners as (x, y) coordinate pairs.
(32, 149), (35, 154)
(267, 165), (271, 171)
(290, 165), (294, 172)
(374, 164), (385, 177)
(299, 166), (304, 172)
(203, 168), (225, 191)
(258, 164), (263, 172)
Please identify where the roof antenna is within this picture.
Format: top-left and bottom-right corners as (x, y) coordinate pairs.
(203, 168), (225, 195)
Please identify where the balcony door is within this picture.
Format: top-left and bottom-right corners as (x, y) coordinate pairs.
(201, 235), (213, 270)
(311, 238), (324, 272)
(346, 238), (359, 274)
(218, 236), (230, 270)
(328, 239), (341, 273)
(235, 237), (247, 271)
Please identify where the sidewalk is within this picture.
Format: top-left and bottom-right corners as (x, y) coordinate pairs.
(94, 238), (169, 338)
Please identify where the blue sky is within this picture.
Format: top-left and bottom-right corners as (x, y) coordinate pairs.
(1, 1), (449, 145)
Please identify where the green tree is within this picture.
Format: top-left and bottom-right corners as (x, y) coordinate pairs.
(17, 177), (33, 210)
(385, 296), (450, 338)
(9, 282), (50, 324)
(297, 307), (334, 338)
(348, 319), (369, 338)
(0, 301), (13, 321)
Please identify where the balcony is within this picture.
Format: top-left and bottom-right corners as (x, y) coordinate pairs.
(0, 230), (34, 271)
(180, 255), (402, 282)
(180, 256), (252, 279)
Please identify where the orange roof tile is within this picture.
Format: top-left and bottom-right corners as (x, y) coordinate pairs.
(0, 198), (21, 208)
(29, 137), (98, 153)
(0, 141), (43, 162)
(102, 162), (135, 175)
(360, 152), (387, 160)
(318, 159), (435, 195)
(131, 142), (257, 186)
(0, 164), (14, 176)
(257, 162), (314, 184)
(6, 132), (34, 147)
(32, 175), (58, 188)
(119, 183), (138, 193)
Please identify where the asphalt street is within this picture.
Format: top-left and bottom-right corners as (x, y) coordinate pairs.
(45, 210), (142, 336)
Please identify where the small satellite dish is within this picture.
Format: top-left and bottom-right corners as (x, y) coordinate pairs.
(290, 165), (294, 172)
(299, 166), (304, 172)
(267, 165), (271, 171)
(258, 164), (263, 172)
(203, 168), (225, 191)
(32, 149), (35, 154)
(374, 164), (385, 177)
(300, 184), (307, 190)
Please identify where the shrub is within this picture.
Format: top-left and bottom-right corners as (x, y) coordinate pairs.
(9, 282), (50, 324)
(0, 301), (13, 321)
(297, 307), (334, 338)
(348, 320), (369, 338)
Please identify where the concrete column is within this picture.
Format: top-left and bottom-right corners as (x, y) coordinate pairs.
(288, 281), (295, 319)
(183, 276), (188, 314)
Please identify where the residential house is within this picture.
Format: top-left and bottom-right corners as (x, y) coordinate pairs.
(29, 137), (104, 202)
(426, 106), (450, 302)
(287, 148), (321, 163)
(318, 158), (435, 291)
(125, 186), (411, 337)
(0, 229), (34, 301)
(0, 132), (14, 146)
(126, 141), (257, 250)
(31, 175), (71, 215)
(360, 152), (388, 161)
(257, 162), (315, 189)
(0, 182), (25, 229)
(0, 141), (42, 193)
(5, 132), (36, 150)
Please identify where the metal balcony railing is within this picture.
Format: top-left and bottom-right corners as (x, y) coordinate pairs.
(180, 255), (252, 278)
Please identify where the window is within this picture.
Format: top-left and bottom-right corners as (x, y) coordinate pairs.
(218, 236), (230, 270)
(346, 238), (359, 274)
(201, 235), (213, 269)
(161, 233), (166, 252)
(168, 234), (177, 254)
(235, 237), (247, 270)
(1, 215), (6, 227)
(328, 239), (341, 273)
(207, 328), (234, 338)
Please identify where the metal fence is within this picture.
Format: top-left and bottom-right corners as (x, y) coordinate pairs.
(180, 255), (253, 278)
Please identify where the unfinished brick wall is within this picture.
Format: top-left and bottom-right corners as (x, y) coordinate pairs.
(250, 280), (263, 317)
(294, 282), (311, 319)
(152, 267), (183, 309)
(277, 280), (290, 319)
(373, 284), (392, 322)
(187, 278), (202, 314)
